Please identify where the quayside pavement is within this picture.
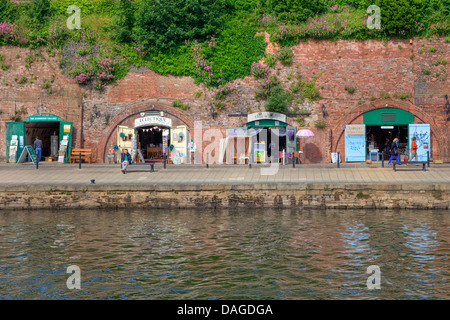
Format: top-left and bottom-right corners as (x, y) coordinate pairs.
(0, 162), (449, 187)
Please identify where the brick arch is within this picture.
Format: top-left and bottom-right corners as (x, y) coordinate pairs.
(331, 100), (447, 157)
(97, 99), (195, 162)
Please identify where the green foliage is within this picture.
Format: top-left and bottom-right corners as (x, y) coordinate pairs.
(314, 120), (327, 129)
(277, 47), (293, 65)
(50, 0), (118, 16)
(0, 0), (17, 22)
(375, 0), (419, 37)
(172, 99), (190, 110)
(204, 20), (266, 84)
(264, 53), (277, 67)
(110, 0), (136, 43)
(266, 0), (328, 23)
(344, 86), (355, 94)
(135, 0), (227, 52)
(27, 0), (52, 30)
(265, 86), (288, 114)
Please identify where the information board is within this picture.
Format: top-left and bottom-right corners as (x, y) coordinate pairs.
(17, 146), (37, 164)
(344, 125), (366, 162)
(408, 124), (430, 161)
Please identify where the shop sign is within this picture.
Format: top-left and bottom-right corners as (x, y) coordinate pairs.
(26, 115), (60, 122)
(135, 116), (172, 128)
(247, 112), (286, 123)
(346, 125), (365, 135)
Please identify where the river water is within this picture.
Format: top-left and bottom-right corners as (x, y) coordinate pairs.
(0, 209), (448, 300)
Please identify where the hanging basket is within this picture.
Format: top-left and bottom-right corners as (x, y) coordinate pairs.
(287, 130), (295, 141)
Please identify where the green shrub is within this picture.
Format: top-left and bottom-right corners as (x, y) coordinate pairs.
(172, 99), (190, 110)
(314, 121), (327, 129)
(50, 0), (118, 16)
(277, 47), (293, 66)
(135, 0), (227, 52)
(268, 0), (328, 23)
(264, 53), (277, 67)
(110, 0), (135, 43)
(26, 0), (52, 30)
(344, 86), (355, 94)
(429, 46), (437, 52)
(375, 0), (419, 37)
(0, 0), (17, 22)
(265, 86), (288, 114)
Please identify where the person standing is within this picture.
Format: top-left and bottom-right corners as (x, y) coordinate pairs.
(410, 136), (418, 162)
(121, 149), (132, 173)
(188, 139), (196, 164)
(388, 138), (400, 164)
(33, 136), (43, 162)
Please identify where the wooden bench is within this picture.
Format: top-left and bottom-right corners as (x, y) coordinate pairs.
(70, 149), (93, 164)
(393, 161), (427, 171)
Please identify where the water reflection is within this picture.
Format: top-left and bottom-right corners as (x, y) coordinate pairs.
(0, 209), (448, 300)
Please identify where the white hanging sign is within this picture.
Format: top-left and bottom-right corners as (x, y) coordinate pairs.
(247, 112), (286, 123)
(135, 116), (172, 128)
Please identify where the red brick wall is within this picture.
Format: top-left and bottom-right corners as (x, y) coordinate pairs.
(1, 36), (449, 163)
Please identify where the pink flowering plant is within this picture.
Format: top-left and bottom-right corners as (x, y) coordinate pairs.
(214, 83), (235, 100)
(47, 22), (69, 49)
(0, 21), (19, 45)
(188, 39), (221, 87)
(68, 55), (118, 90)
(250, 62), (270, 79)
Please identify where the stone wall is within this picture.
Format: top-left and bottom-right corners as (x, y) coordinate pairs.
(0, 183), (448, 210)
(1, 36), (449, 163)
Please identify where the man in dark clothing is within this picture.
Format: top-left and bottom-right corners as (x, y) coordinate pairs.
(33, 137), (43, 162)
(121, 149), (132, 173)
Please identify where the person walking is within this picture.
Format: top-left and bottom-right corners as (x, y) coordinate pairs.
(384, 137), (391, 157)
(410, 136), (418, 162)
(388, 138), (400, 164)
(121, 149), (132, 173)
(33, 136), (43, 162)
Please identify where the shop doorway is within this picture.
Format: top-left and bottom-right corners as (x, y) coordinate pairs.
(25, 121), (60, 159)
(366, 125), (408, 155)
(251, 127), (287, 163)
(136, 126), (170, 160)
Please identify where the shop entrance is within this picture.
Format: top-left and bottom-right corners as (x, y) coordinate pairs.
(6, 114), (72, 163)
(25, 121), (60, 159)
(253, 127), (287, 162)
(363, 108), (414, 159)
(366, 125), (408, 155)
(136, 126), (170, 160)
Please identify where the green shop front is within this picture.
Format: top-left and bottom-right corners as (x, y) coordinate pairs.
(5, 114), (73, 163)
(245, 112), (297, 163)
(344, 108), (430, 162)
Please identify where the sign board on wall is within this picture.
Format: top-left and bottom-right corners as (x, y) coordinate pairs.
(247, 112), (287, 123)
(408, 124), (430, 161)
(135, 116), (172, 128)
(344, 124), (366, 162)
(345, 125), (365, 135)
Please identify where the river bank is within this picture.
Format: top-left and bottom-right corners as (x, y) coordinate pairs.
(0, 163), (449, 210)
